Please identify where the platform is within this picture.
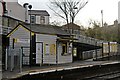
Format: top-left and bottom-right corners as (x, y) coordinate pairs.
(2, 60), (120, 80)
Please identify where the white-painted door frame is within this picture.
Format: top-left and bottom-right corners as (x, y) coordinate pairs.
(36, 42), (43, 65)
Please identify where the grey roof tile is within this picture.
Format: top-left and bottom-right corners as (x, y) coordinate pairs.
(24, 23), (70, 36)
(28, 10), (50, 16)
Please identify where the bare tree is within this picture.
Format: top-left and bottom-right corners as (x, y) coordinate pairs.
(48, 0), (88, 24)
(48, 0), (88, 33)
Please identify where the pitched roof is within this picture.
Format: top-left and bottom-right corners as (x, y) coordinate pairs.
(28, 10), (50, 16)
(7, 23), (70, 37)
(62, 23), (81, 30)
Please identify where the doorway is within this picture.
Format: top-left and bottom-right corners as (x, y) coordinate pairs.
(36, 42), (43, 65)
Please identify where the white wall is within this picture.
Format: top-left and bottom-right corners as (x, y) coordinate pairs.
(9, 26), (30, 48)
(5, 2), (25, 22)
(0, 1), (2, 34)
(9, 25), (30, 65)
(36, 34), (57, 64)
(0, 1), (2, 35)
(57, 42), (72, 64)
(0, 1), (3, 16)
(118, 1), (120, 23)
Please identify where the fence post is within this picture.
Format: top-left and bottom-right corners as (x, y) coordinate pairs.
(95, 41), (98, 60)
(102, 43), (104, 59)
(10, 49), (14, 72)
(108, 42), (110, 60)
(117, 43), (120, 55)
(19, 47), (23, 72)
(5, 47), (8, 70)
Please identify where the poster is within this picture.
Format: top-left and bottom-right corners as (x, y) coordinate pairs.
(45, 44), (50, 55)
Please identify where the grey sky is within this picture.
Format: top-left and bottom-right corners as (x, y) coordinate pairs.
(18, 0), (120, 27)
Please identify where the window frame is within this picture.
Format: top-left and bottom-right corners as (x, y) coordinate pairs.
(31, 15), (36, 24)
(40, 16), (45, 24)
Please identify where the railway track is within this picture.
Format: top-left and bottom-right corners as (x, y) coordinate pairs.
(83, 71), (120, 80)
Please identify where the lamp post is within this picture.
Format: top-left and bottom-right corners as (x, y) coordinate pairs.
(101, 10), (104, 59)
(118, 23), (120, 57)
(101, 10), (103, 27)
(71, 7), (78, 34)
(28, 4), (32, 66)
(70, 7), (77, 62)
(118, 24), (120, 44)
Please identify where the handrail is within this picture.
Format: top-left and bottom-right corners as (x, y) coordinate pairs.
(72, 33), (105, 46)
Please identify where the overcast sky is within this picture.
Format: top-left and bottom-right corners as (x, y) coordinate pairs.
(18, 0), (120, 27)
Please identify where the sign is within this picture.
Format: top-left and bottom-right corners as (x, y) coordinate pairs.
(103, 43), (109, 53)
(110, 42), (118, 52)
(45, 44), (50, 55)
(17, 39), (30, 43)
(68, 47), (72, 54)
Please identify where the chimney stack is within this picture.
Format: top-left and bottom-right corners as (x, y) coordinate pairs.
(23, 3), (29, 23)
(114, 20), (118, 27)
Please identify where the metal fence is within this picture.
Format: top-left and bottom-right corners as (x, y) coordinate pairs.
(5, 46), (30, 72)
(5, 47), (22, 72)
(118, 44), (120, 55)
(74, 34), (101, 46)
(22, 47), (30, 65)
(82, 43), (120, 60)
(82, 50), (95, 60)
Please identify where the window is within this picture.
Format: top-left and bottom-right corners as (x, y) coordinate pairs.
(61, 43), (67, 55)
(31, 15), (36, 24)
(73, 48), (77, 57)
(40, 16), (45, 24)
(74, 30), (79, 34)
(68, 43), (72, 54)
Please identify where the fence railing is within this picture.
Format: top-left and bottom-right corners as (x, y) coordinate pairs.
(73, 34), (104, 46)
(5, 47), (22, 72)
(0, 26), (12, 35)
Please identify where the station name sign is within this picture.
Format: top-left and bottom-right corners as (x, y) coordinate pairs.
(15, 38), (30, 43)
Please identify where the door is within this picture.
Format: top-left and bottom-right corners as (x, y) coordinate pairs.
(36, 42), (43, 64)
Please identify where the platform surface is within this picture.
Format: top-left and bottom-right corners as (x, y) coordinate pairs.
(2, 60), (120, 79)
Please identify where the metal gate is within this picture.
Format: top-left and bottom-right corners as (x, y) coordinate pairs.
(5, 47), (22, 72)
(22, 47), (30, 65)
(5, 46), (30, 72)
